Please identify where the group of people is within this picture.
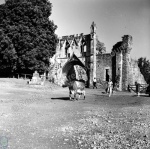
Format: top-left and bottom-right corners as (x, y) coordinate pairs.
(93, 77), (113, 97)
(93, 77), (147, 97)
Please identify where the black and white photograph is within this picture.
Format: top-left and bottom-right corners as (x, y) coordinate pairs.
(0, 0), (150, 148)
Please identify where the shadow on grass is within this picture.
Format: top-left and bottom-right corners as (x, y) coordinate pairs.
(132, 94), (150, 97)
(51, 97), (70, 100)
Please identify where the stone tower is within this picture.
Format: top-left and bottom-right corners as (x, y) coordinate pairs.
(90, 22), (97, 82)
(122, 35), (133, 90)
(112, 35), (145, 91)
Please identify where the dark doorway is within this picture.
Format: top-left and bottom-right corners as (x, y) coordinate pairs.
(112, 54), (116, 86)
(106, 69), (110, 81)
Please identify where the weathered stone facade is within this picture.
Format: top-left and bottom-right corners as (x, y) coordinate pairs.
(49, 22), (146, 90)
(96, 53), (112, 82)
(110, 35), (146, 90)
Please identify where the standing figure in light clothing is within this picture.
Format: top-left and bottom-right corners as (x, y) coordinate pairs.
(135, 81), (140, 97)
(108, 79), (113, 97)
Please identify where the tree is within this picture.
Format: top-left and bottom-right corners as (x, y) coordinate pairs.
(0, 29), (18, 76)
(0, 0), (58, 75)
(96, 38), (106, 54)
(138, 57), (150, 83)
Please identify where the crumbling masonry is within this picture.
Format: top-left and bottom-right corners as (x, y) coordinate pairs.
(49, 22), (146, 90)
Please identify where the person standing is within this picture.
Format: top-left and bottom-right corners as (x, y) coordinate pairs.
(93, 77), (97, 89)
(108, 79), (113, 97)
(135, 81), (140, 97)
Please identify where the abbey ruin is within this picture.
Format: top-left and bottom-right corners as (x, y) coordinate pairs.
(49, 22), (146, 90)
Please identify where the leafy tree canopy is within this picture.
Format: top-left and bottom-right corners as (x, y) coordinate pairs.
(0, 0), (58, 76)
(138, 57), (150, 84)
(0, 29), (18, 76)
(96, 38), (106, 54)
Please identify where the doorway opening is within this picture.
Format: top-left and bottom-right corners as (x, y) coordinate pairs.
(106, 69), (110, 82)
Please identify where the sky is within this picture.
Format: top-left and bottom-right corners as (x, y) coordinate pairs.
(0, 0), (150, 60)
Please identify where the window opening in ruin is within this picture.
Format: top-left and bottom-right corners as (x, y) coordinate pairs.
(65, 48), (67, 57)
(81, 45), (83, 53)
(106, 69), (110, 81)
(68, 53), (70, 58)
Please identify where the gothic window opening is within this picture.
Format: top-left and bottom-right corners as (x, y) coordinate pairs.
(81, 45), (83, 53)
(65, 40), (70, 57)
(71, 40), (74, 49)
(65, 48), (68, 57)
(68, 53), (70, 58)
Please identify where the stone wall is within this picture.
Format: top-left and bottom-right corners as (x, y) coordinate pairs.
(122, 50), (130, 90)
(85, 34), (92, 87)
(49, 26), (146, 90)
(96, 53), (112, 82)
(128, 59), (146, 85)
(49, 33), (93, 87)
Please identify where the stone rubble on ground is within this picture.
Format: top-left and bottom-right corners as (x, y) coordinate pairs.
(58, 107), (150, 148)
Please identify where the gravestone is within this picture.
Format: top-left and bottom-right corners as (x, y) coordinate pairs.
(33, 71), (40, 82)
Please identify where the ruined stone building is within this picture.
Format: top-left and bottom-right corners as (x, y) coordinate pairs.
(49, 22), (146, 90)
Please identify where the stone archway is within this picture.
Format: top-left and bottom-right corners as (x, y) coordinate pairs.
(62, 53), (89, 86)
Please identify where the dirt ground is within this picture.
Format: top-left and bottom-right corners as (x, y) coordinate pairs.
(0, 78), (150, 149)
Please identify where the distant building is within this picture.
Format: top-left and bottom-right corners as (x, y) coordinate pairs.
(49, 22), (146, 90)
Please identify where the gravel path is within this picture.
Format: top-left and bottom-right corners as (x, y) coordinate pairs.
(0, 78), (150, 149)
